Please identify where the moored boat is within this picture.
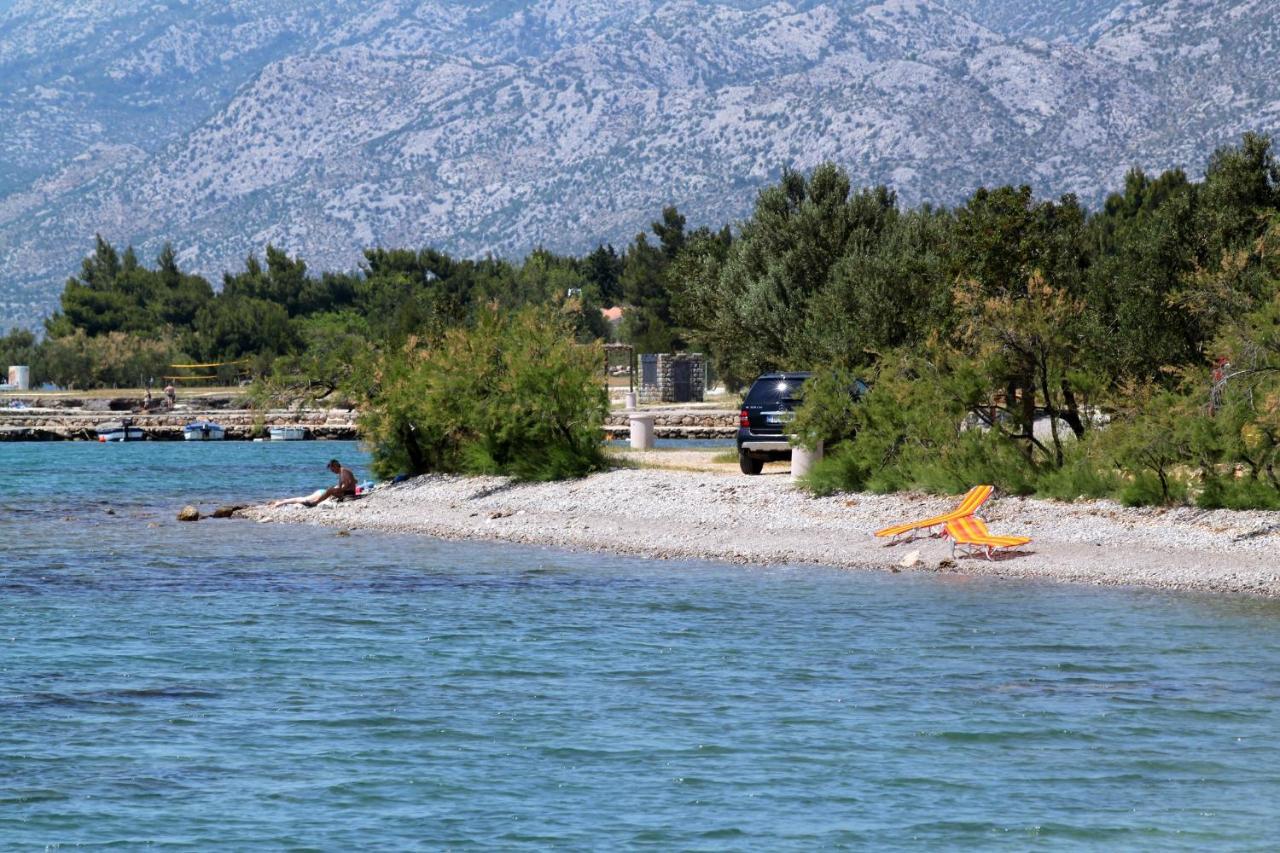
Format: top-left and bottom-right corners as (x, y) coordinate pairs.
(269, 425), (308, 441)
(183, 420), (226, 441)
(97, 419), (145, 442)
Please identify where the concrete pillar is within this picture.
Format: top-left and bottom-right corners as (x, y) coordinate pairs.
(7, 366), (29, 390)
(629, 412), (656, 450)
(624, 392), (637, 410)
(791, 440), (823, 480)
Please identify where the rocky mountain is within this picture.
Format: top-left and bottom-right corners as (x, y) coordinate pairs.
(1, 0), (1277, 328)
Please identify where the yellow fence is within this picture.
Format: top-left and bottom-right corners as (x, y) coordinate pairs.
(164, 359), (252, 384)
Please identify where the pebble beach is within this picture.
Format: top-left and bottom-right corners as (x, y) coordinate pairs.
(245, 452), (1280, 598)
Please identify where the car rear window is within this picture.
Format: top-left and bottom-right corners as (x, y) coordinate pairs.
(744, 376), (807, 408)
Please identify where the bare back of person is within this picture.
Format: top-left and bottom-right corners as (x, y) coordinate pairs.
(303, 460), (358, 507)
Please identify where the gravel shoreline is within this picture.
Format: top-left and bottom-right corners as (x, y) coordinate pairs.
(242, 466), (1280, 598)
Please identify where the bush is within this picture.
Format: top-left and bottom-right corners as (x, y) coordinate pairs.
(797, 349), (1040, 496)
(40, 330), (176, 389)
(359, 304), (608, 481)
(790, 367), (865, 450)
(1196, 474), (1280, 510)
(1119, 471), (1189, 507)
(802, 443), (871, 496)
(1033, 439), (1121, 502)
(910, 428), (1040, 496)
(1097, 386), (1197, 505)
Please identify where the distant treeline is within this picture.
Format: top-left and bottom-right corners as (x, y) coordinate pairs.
(4, 133), (1279, 505)
(0, 219), (702, 390)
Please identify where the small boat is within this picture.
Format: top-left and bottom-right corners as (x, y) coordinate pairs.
(97, 419), (145, 442)
(269, 425), (308, 441)
(183, 420), (225, 441)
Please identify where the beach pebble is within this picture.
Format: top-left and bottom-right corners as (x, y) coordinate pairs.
(237, 465), (1280, 598)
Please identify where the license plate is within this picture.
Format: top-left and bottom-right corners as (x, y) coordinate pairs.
(765, 414), (783, 424)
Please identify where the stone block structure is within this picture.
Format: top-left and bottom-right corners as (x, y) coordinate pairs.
(638, 352), (706, 403)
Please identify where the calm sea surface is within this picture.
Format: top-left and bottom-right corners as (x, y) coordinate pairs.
(5, 441), (1280, 848)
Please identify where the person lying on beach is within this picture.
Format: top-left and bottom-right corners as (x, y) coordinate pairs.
(302, 459), (358, 507)
(268, 489), (328, 508)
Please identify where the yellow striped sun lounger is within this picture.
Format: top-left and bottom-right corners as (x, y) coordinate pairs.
(873, 484), (994, 541)
(943, 516), (1031, 560)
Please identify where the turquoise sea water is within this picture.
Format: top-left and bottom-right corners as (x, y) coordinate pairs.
(5, 442), (1280, 848)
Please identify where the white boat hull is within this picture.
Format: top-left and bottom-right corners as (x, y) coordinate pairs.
(98, 427), (145, 442)
(183, 422), (225, 441)
(269, 426), (308, 441)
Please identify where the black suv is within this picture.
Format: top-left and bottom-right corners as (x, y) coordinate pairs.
(735, 372), (811, 475)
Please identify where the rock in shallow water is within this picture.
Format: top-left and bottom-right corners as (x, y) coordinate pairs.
(177, 505), (200, 522)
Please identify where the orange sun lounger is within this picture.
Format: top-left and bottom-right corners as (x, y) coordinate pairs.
(873, 484), (994, 540)
(943, 516), (1031, 560)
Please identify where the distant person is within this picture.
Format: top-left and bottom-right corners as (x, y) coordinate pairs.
(303, 459), (358, 507)
(164, 384), (176, 408)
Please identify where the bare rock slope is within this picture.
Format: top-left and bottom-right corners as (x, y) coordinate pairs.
(2, 0), (1277, 326)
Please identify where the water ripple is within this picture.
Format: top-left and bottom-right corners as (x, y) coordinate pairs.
(5, 441), (1280, 848)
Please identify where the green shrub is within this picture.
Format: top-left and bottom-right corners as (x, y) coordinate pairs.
(790, 368), (865, 450)
(796, 350), (1045, 497)
(359, 304), (608, 481)
(1033, 440), (1121, 502)
(911, 428), (1039, 496)
(1098, 387), (1197, 505)
(40, 329), (177, 389)
(1196, 475), (1280, 510)
(801, 444), (871, 496)
(1119, 471), (1189, 507)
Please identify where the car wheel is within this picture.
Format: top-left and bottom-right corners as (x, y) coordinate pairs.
(739, 451), (764, 475)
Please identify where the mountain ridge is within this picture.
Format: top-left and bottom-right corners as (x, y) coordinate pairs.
(1, 0), (1276, 327)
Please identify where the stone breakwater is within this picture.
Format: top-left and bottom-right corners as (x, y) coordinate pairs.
(244, 466), (1280, 598)
(603, 409), (737, 439)
(1, 396), (733, 441)
(0, 402), (357, 440)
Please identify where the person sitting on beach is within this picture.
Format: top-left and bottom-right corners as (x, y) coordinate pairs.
(302, 459), (358, 507)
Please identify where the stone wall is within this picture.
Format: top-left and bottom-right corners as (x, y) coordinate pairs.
(0, 405), (358, 441)
(638, 352), (706, 403)
(603, 408), (736, 439)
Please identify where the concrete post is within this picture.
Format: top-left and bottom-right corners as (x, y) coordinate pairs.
(7, 365), (29, 390)
(624, 391), (637, 410)
(629, 412), (656, 450)
(790, 440), (823, 480)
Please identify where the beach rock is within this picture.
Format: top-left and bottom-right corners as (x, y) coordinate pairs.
(209, 504), (247, 519)
(231, 465), (1280, 598)
(177, 505), (201, 522)
(899, 549), (921, 568)
(937, 559), (957, 569)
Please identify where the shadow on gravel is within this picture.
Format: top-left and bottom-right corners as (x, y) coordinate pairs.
(467, 481), (520, 501)
(957, 549), (1035, 562)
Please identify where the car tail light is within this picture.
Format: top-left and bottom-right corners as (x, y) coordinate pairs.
(739, 408), (749, 427)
